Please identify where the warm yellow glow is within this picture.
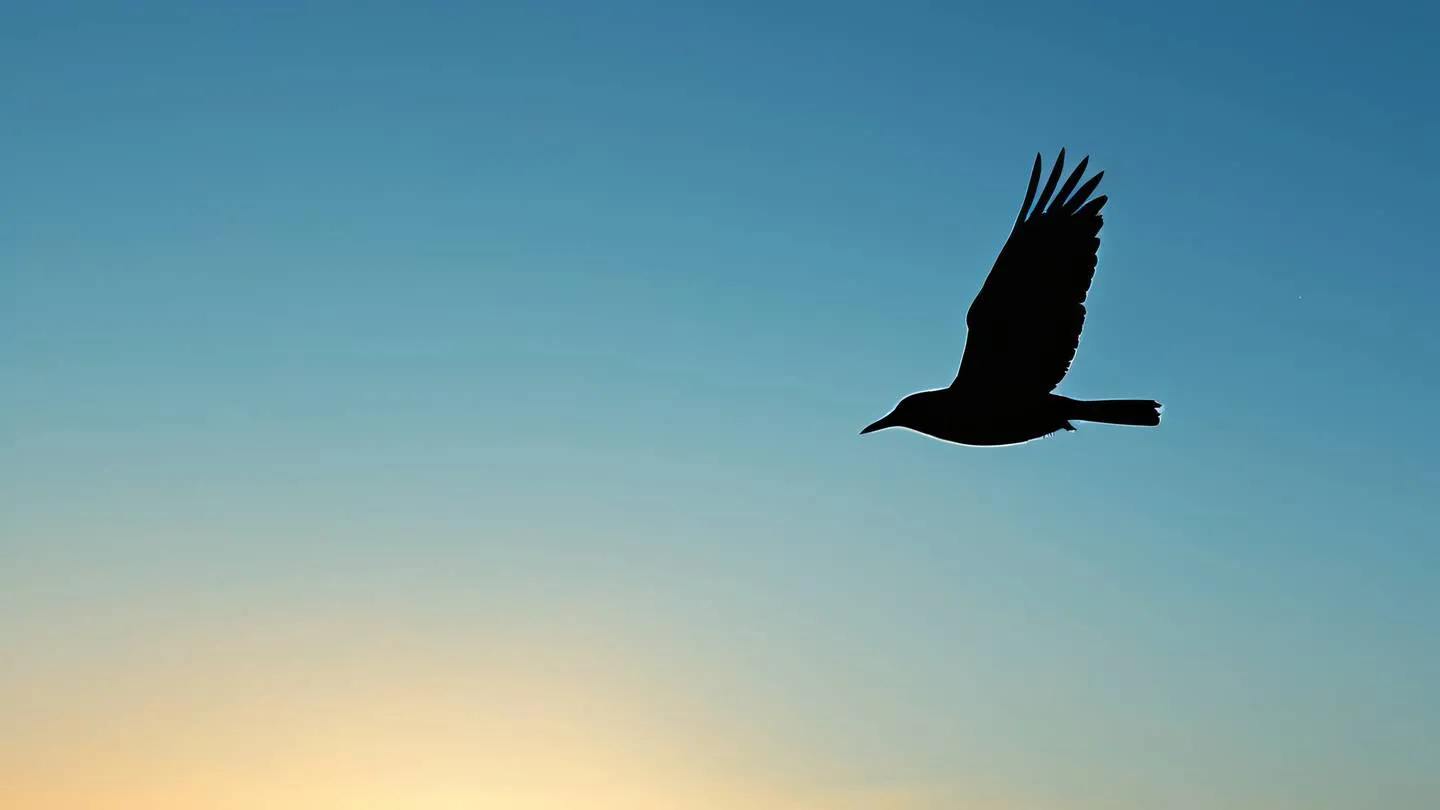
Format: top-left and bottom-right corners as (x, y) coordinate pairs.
(0, 613), (994, 810)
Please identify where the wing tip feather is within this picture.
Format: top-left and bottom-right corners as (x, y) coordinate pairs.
(1015, 153), (1044, 225)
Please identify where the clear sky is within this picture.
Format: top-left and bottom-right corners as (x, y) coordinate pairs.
(3, 2), (1437, 808)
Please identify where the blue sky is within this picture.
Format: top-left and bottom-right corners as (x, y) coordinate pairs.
(3, 2), (1437, 808)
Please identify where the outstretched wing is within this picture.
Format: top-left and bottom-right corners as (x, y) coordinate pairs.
(952, 149), (1107, 393)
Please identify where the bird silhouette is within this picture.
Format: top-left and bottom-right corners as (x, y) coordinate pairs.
(861, 149), (1161, 447)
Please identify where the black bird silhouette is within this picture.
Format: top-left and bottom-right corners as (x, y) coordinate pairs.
(861, 149), (1161, 446)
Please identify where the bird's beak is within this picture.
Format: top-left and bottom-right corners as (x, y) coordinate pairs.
(860, 415), (892, 435)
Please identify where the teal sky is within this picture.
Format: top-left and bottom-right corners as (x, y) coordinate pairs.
(4, 2), (1438, 808)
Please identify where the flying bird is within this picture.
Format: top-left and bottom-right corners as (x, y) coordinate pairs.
(861, 149), (1161, 447)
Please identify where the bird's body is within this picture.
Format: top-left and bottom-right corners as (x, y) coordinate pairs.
(862, 149), (1161, 447)
(880, 388), (1072, 446)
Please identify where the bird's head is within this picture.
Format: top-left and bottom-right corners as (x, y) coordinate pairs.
(860, 394), (921, 435)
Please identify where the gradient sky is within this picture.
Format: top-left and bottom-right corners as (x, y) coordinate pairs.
(4, 2), (1438, 809)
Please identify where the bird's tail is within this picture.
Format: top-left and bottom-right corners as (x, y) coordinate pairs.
(1069, 399), (1162, 427)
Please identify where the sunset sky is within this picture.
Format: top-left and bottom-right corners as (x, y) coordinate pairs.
(4, 1), (1438, 808)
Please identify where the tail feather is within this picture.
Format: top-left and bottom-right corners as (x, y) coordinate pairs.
(1070, 399), (1161, 427)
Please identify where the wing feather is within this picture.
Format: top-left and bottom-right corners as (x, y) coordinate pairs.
(1013, 153), (1043, 228)
(1053, 156), (1089, 210)
(1030, 149), (1067, 217)
(1062, 174), (1105, 214)
(952, 150), (1108, 393)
